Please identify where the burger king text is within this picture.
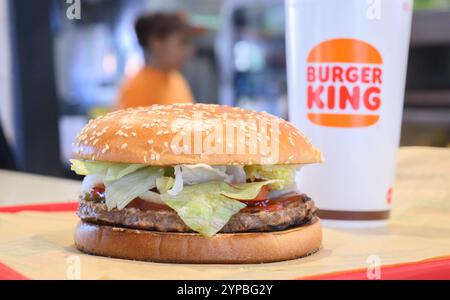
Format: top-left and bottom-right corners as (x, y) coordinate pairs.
(307, 64), (382, 111)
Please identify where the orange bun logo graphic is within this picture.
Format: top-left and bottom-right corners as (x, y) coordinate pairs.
(306, 38), (383, 128)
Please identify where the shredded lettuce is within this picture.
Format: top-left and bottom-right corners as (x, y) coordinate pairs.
(70, 159), (111, 176)
(70, 159), (147, 181)
(160, 181), (273, 236)
(156, 176), (175, 193)
(221, 180), (278, 199)
(180, 164), (229, 185)
(160, 182), (245, 236)
(104, 164), (147, 182)
(138, 190), (164, 204)
(163, 194), (245, 237)
(225, 166), (247, 184)
(104, 167), (164, 210)
(244, 165), (299, 190)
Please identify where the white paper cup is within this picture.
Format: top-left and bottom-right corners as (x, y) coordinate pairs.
(285, 0), (413, 227)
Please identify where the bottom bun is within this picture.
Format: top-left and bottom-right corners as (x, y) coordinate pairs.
(74, 219), (322, 264)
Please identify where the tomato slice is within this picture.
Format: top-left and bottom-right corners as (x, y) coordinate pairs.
(248, 185), (270, 201)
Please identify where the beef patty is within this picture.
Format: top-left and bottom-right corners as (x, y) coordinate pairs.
(77, 193), (317, 233)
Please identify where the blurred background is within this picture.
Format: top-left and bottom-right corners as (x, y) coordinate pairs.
(0, 0), (449, 178)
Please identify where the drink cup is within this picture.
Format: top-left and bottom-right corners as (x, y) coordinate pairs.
(285, 0), (413, 227)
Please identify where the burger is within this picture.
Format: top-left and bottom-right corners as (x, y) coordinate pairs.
(71, 103), (323, 263)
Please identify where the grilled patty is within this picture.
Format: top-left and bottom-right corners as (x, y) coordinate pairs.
(77, 193), (317, 233)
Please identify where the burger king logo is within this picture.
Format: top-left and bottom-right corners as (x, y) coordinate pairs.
(306, 38), (383, 128)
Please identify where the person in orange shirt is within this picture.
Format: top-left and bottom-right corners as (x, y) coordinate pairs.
(118, 13), (203, 108)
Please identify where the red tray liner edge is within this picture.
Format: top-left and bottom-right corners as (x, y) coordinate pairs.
(0, 262), (28, 280)
(298, 256), (450, 280)
(0, 202), (78, 213)
(1, 202), (449, 280)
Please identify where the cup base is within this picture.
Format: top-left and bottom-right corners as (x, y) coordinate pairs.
(321, 219), (389, 229)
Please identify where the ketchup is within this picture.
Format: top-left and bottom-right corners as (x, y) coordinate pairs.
(88, 186), (105, 202)
(239, 193), (305, 213)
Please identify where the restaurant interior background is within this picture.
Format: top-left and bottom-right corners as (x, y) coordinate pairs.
(0, 0), (449, 179)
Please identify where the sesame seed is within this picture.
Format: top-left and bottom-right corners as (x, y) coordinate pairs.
(115, 130), (128, 137)
(121, 143), (128, 149)
(101, 144), (109, 154)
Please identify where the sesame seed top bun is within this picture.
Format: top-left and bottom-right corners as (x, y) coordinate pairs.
(72, 103), (323, 166)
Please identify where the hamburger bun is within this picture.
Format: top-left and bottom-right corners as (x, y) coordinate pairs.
(72, 103), (323, 166)
(74, 219), (322, 264)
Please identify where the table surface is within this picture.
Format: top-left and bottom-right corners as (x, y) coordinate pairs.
(0, 146), (449, 279)
(0, 170), (80, 206)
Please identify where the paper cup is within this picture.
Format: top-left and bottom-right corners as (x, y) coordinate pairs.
(285, 0), (413, 227)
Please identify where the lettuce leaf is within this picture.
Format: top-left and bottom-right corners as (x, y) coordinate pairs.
(225, 166), (247, 184)
(160, 181), (273, 236)
(179, 164), (228, 185)
(156, 176), (175, 193)
(244, 165), (299, 190)
(163, 194), (245, 237)
(161, 184), (245, 237)
(70, 159), (147, 181)
(104, 167), (164, 210)
(70, 159), (111, 176)
(104, 164), (147, 182)
(221, 180), (278, 199)
(138, 190), (164, 204)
